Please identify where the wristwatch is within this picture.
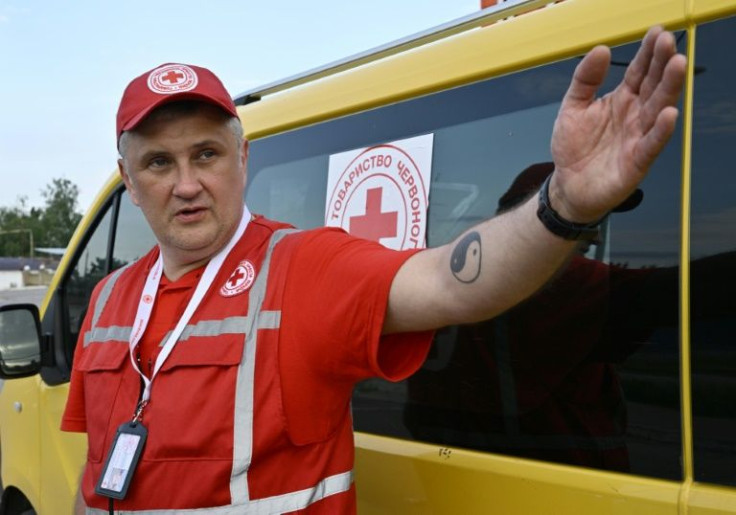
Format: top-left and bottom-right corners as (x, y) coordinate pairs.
(536, 174), (602, 241)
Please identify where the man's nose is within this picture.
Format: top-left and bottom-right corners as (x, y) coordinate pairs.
(172, 162), (204, 198)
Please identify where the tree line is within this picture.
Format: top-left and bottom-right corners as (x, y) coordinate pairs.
(0, 178), (83, 258)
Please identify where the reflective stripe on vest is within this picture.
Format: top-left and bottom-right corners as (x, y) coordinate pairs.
(230, 228), (295, 504)
(85, 228), (353, 514)
(84, 263), (133, 347)
(83, 314), (279, 349)
(85, 470), (354, 515)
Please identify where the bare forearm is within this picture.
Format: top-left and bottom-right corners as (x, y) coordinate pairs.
(385, 28), (685, 335)
(446, 194), (577, 320)
(385, 192), (576, 333)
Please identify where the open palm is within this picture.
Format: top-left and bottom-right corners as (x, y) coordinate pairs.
(549, 27), (687, 223)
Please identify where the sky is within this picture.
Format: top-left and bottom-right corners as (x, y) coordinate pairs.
(0, 0), (480, 213)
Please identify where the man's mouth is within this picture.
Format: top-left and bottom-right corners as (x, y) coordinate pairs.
(175, 206), (207, 222)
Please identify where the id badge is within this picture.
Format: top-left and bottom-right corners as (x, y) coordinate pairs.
(95, 421), (148, 500)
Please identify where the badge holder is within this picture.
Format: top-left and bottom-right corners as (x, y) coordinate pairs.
(95, 421), (148, 500)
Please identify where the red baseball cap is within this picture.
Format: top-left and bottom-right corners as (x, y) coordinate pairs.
(116, 63), (238, 142)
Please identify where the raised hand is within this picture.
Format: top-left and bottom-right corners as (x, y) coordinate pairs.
(549, 26), (687, 223)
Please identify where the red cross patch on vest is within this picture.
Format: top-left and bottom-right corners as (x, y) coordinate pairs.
(220, 260), (256, 297)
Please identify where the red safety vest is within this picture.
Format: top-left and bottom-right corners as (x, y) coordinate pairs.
(77, 217), (356, 513)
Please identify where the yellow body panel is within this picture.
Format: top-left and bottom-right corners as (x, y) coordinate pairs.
(4, 0), (736, 513)
(690, 485), (736, 515)
(692, 0), (736, 24)
(38, 382), (86, 515)
(354, 434), (681, 514)
(0, 377), (41, 511)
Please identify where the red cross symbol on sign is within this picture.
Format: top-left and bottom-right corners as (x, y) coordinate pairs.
(349, 187), (398, 242)
(161, 70), (185, 84)
(227, 268), (246, 288)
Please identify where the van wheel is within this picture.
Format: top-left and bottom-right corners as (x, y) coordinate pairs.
(0, 487), (36, 515)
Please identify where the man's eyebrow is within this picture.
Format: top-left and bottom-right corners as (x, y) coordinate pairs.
(135, 140), (223, 161)
(190, 139), (223, 149)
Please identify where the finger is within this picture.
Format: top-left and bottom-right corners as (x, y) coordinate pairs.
(562, 45), (611, 109)
(639, 31), (678, 101)
(634, 105), (679, 173)
(624, 26), (663, 94)
(640, 53), (687, 133)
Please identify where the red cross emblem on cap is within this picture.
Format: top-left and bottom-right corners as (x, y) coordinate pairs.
(220, 260), (256, 297)
(160, 70), (185, 84)
(147, 64), (198, 95)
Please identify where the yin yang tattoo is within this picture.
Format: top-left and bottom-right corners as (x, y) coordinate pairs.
(450, 231), (482, 283)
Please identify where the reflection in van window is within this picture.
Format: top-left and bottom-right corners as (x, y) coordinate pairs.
(246, 37), (684, 480)
(690, 14), (736, 488)
(112, 191), (157, 268)
(63, 204), (113, 353)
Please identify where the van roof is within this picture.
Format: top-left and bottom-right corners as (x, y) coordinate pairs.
(233, 0), (546, 105)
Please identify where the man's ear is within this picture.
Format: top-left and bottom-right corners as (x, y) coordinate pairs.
(118, 158), (140, 206)
(241, 139), (250, 180)
(242, 139), (249, 164)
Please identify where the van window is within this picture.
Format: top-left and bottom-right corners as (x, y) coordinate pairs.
(690, 14), (736, 487)
(111, 191), (156, 269)
(62, 200), (114, 359)
(246, 35), (685, 480)
(62, 189), (156, 366)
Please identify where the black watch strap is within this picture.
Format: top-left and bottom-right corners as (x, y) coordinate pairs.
(536, 175), (601, 241)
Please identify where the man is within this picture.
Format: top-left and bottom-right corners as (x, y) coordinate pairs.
(62, 27), (686, 513)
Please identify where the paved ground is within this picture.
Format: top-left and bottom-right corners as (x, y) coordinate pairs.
(0, 287), (48, 308)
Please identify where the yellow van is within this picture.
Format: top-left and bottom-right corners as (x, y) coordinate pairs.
(2, 0), (736, 512)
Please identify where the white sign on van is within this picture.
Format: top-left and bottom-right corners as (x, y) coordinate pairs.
(325, 134), (434, 250)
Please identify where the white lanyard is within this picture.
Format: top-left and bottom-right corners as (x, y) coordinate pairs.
(128, 205), (251, 404)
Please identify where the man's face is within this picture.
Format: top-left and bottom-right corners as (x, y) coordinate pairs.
(118, 105), (248, 268)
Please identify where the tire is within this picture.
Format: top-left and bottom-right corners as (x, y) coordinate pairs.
(0, 487), (36, 515)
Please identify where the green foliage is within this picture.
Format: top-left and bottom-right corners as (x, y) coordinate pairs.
(0, 178), (83, 257)
(39, 178), (84, 248)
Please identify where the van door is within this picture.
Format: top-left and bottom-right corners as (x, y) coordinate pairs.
(687, 12), (736, 514)
(38, 187), (155, 514)
(245, 34), (686, 513)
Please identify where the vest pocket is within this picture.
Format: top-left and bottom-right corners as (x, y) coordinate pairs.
(145, 334), (245, 460)
(76, 342), (129, 462)
(159, 331), (245, 370)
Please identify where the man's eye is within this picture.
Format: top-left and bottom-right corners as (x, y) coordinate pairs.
(149, 157), (169, 168)
(199, 149), (216, 160)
